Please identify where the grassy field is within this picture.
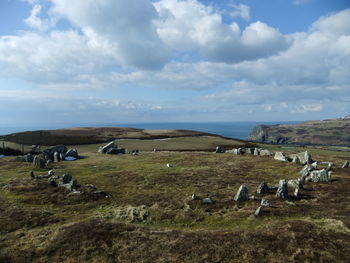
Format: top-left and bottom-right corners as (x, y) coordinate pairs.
(0, 139), (350, 262)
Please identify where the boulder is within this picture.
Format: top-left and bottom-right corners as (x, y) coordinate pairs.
(342, 161), (349, 168)
(310, 169), (329, 182)
(53, 152), (60, 163)
(48, 170), (54, 177)
(276, 179), (288, 199)
(62, 173), (73, 184)
(43, 145), (67, 161)
(288, 179), (303, 190)
(66, 148), (78, 158)
(98, 141), (116, 154)
(299, 165), (314, 179)
(254, 206), (263, 216)
(294, 188), (300, 197)
(215, 145), (222, 153)
(290, 151), (313, 165)
(253, 148), (260, 156)
(274, 152), (288, 162)
(106, 148), (125, 154)
(234, 185), (249, 201)
(311, 162), (318, 169)
(260, 149), (272, 156)
(33, 155), (45, 168)
(246, 148), (254, 154)
(256, 182), (269, 194)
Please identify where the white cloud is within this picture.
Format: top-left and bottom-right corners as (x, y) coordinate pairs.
(229, 3), (251, 21)
(49, 0), (170, 70)
(24, 4), (53, 31)
(291, 104), (323, 113)
(154, 0), (289, 63)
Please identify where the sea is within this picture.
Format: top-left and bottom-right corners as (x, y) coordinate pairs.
(0, 121), (300, 140)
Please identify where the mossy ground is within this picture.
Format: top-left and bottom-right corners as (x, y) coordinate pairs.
(0, 140), (349, 262)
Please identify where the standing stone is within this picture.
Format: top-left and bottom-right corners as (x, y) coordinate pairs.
(342, 161), (349, 168)
(294, 188), (300, 197)
(237, 148), (243, 155)
(33, 155), (45, 168)
(234, 185), (249, 201)
(215, 146), (222, 153)
(246, 148), (254, 154)
(299, 165), (314, 179)
(288, 179), (303, 190)
(276, 179), (288, 199)
(256, 182), (269, 194)
(62, 173), (73, 184)
(292, 151), (313, 165)
(66, 149), (78, 158)
(253, 148), (260, 156)
(43, 145), (67, 161)
(254, 206), (263, 216)
(53, 152), (60, 163)
(310, 169), (329, 182)
(98, 141), (116, 154)
(274, 152), (288, 162)
(260, 149), (272, 156)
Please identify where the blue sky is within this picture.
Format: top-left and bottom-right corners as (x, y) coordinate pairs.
(0, 0), (349, 125)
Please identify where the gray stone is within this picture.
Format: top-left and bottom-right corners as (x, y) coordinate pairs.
(291, 151), (313, 165)
(294, 188), (300, 197)
(276, 179), (288, 199)
(25, 153), (34, 163)
(215, 145), (222, 153)
(106, 148), (125, 154)
(260, 199), (270, 207)
(310, 169), (329, 182)
(342, 161), (349, 168)
(62, 173), (73, 184)
(288, 179), (303, 190)
(202, 197), (214, 204)
(234, 185), (249, 201)
(246, 148), (254, 154)
(53, 152), (60, 163)
(33, 155), (45, 168)
(66, 148), (78, 158)
(43, 145), (67, 161)
(274, 152), (288, 162)
(253, 148), (260, 156)
(98, 141), (116, 154)
(311, 162), (318, 169)
(256, 182), (269, 194)
(48, 170), (54, 177)
(254, 206), (263, 216)
(260, 149), (272, 156)
(299, 165), (314, 179)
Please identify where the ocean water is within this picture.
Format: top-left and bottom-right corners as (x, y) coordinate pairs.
(0, 121), (299, 140)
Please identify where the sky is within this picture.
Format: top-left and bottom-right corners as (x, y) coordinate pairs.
(0, 0), (349, 125)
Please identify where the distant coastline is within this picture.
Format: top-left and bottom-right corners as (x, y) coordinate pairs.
(0, 121), (300, 140)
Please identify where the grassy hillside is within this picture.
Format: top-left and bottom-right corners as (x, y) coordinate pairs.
(0, 142), (349, 262)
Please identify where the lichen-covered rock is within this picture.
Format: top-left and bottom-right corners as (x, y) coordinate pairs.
(291, 151), (313, 165)
(310, 169), (329, 182)
(274, 152), (288, 162)
(276, 179), (288, 199)
(288, 179), (303, 190)
(234, 185), (249, 201)
(260, 149), (272, 156)
(299, 165), (314, 179)
(256, 182), (269, 194)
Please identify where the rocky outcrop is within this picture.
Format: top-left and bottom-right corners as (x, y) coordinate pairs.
(249, 117), (350, 146)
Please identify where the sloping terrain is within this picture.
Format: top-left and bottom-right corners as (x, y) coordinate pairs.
(249, 117), (350, 146)
(1, 127), (238, 146)
(0, 144), (349, 262)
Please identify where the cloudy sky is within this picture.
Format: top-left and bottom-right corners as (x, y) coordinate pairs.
(0, 0), (349, 125)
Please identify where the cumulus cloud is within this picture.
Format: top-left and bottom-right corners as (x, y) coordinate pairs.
(154, 0), (289, 63)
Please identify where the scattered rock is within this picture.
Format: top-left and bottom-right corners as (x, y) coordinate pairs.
(342, 161), (349, 168)
(274, 152), (288, 162)
(166, 163), (172, 168)
(256, 182), (269, 194)
(276, 179), (288, 199)
(234, 185), (249, 201)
